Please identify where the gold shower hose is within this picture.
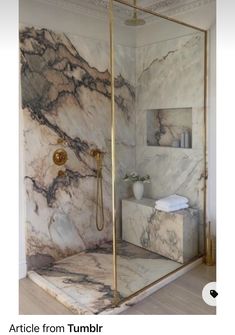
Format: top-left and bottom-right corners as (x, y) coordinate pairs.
(91, 149), (105, 231)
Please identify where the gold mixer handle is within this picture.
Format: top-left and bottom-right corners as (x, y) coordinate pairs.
(90, 149), (106, 159)
(57, 170), (67, 177)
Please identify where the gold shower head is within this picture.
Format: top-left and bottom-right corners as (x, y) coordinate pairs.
(125, 17), (146, 26)
(125, 0), (146, 26)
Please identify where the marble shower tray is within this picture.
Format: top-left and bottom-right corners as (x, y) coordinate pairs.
(28, 241), (182, 314)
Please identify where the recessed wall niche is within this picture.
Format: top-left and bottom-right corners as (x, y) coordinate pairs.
(146, 108), (192, 148)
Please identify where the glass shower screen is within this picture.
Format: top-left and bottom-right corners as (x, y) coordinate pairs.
(111, 0), (206, 303)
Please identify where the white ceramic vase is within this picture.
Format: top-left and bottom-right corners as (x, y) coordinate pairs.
(132, 181), (144, 200)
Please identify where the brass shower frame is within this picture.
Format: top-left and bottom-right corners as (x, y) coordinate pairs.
(109, 0), (208, 305)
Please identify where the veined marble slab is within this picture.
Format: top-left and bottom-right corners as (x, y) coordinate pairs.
(135, 32), (205, 252)
(28, 241), (181, 314)
(136, 33), (205, 109)
(20, 25), (205, 272)
(20, 26), (135, 268)
(122, 198), (199, 263)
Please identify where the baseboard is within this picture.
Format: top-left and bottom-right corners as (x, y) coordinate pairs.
(19, 260), (27, 279)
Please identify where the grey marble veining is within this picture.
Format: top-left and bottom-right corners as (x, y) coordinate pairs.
(20, 24), (205, 274)
(20, 26), (135, 268)
(28, 240), (181, 314)
(136, 33), (204, 109)
(122, 198), (199, 263)
(135, 32), (205, 253)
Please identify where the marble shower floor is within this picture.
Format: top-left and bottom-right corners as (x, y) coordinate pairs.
(28, 241), (182, 314)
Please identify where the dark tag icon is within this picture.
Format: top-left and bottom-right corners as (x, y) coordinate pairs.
(210, 290), (218, 298)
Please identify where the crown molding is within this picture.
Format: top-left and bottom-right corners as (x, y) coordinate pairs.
(144, 0), (215, 24)
(29, 0), (215, 23)
(153, 0), (215, 16)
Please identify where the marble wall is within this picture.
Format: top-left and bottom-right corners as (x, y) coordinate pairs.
(135, 32), (205, 244)
(20, 25), (205, 269)
(20, 26), (135, 269)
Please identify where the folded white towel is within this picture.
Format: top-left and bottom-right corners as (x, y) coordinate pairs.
(155, 194), (188, 207)
(155, 203), (189, 213)
(156, 203), (188, 210)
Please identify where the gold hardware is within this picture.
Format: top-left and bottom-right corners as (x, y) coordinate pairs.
(125, 0), (146, 26)
(53, 148), (68, 166)
(57, 138), (67, 146)
(57, 170), (67, 177)
(211, 237), (216, 265)
(205, 222), (215, 266)
(109, 0), (118, 305)
(203, 31), (208, 259)
(112, 255), (204, 307)
(90, 148), (105, 232)
(114, 0), (206, 32)
(110, 0), (208, 305)
(90, 148), (104, 160)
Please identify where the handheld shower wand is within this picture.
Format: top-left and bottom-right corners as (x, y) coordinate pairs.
(90, 149), (105, 231)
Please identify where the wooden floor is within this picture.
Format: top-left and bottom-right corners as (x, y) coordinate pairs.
(19, 264), (216, 315)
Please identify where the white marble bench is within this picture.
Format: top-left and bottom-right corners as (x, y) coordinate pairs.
(122, 198), (199, 263)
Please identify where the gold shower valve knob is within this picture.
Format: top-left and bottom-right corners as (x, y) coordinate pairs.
(53, 148), (68, 166)
(58, 170), (66, 177)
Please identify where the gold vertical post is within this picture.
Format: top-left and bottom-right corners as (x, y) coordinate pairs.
(211, 237), (216, 265)
(203, 30), (208, 259)
(109, 0), (118, 303)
